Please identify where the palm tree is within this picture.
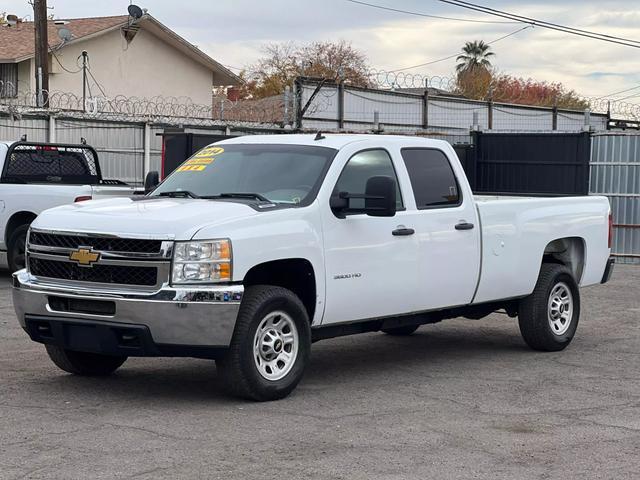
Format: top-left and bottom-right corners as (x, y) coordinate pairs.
(456, 41), (495, 74)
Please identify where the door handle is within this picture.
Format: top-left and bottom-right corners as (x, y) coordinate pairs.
(392, 227), (415, 236)
(455, 222), (474, 231)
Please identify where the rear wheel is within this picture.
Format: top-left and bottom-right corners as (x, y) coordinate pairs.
(518, 263), (580, 351)
(381, 324), (419, 336)
(8, 224), (29, 272)
(217, 285), (311, 401)
(45, 345), (127, 376)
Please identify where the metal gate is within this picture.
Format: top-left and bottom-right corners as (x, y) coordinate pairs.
(471, 132), (591, 195)
(590, 133), (640, 264)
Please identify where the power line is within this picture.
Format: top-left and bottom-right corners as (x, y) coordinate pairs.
(447, 0), (640, 45)
(387, 25), (532, 72)
(596, 84), (640, 100)
(437, 0), (640, 49)
(345, 0), (518, 24)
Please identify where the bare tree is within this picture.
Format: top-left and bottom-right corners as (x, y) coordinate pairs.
(245, 40), (371, 99)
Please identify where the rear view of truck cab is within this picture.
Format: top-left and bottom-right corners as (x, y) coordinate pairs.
(11, 134), (614, 401)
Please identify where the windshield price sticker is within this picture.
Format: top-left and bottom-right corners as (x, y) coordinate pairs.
(177, 165), (206, 172)
(194, 146), (224, 158)
(185, 157), (214, 166)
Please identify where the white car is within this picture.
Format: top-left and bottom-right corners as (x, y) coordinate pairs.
(0, 141), (143, 271)
(12, 134), (614, 401)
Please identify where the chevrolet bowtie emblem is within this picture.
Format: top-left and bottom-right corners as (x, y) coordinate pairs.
(69, 247), (100, 267)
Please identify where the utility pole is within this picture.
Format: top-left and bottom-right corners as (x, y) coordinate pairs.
(33, 0), (49, 107)
(81, 50), (88, 111)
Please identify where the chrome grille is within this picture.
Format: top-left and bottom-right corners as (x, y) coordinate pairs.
(27, 230), (172, 289)
(29, 231), (163, 254)
(29, 258), (158, 286)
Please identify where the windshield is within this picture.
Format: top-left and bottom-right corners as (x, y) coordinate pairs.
(152, 144), (337, 205)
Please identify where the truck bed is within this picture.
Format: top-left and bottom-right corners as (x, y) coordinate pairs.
(473, 194), (611, 304)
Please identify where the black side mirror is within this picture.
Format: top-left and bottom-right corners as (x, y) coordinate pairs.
(330, 175), (397, 218)
(144, 170), (160, 193)
(364, 175), (396, 217)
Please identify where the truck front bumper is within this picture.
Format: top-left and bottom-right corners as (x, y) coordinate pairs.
(12, 269), (243, 357)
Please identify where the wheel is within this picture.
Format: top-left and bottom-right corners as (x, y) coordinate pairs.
(381, 324), (419, 336)
(45, 345), (127, 376)
(518, 263), (580, 352)
(8, 224), (29, 272)
(217, 285), (311, 401)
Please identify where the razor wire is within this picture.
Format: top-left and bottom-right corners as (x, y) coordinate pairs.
(0, 81), (294, 127)
(365, 70), (640, 120)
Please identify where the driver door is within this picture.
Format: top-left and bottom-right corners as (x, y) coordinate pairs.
(320, 149), (422, 325)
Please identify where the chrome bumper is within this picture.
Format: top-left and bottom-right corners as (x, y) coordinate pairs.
(12, 269), (243, 348)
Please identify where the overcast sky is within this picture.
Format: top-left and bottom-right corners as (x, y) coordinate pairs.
(4, 0), (640, 100)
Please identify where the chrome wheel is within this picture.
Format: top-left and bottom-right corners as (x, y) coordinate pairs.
(253, 311), (299, 381)
(548, 282), (573, 336)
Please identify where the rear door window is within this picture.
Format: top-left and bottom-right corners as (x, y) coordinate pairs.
(401, 148), (461, 209)
(2, 145), (100, 184)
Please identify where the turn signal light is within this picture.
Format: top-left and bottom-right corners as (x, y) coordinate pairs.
(74, 195), (92, 202)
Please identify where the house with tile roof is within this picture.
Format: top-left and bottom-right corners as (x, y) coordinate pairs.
(0, 14), (240, 106)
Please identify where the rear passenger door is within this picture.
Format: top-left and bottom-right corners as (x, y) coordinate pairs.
(401, 148), (481, 310)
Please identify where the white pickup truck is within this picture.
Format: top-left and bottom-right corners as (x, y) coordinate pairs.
(12, 134), (614, 401)
(0, 141), (143, 271)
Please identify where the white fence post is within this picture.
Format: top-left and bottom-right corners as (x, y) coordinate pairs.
(143, 122), (151, 178)
(48, 114), (56, 142)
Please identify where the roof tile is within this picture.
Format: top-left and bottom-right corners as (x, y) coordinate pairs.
(0, 16), (129, 61)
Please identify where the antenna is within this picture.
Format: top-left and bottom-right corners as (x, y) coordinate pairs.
(57, 27), (72, 43)
(128, 4), (144, 20)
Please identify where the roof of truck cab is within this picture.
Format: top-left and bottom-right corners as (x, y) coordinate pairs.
(215, 134), (451, 150)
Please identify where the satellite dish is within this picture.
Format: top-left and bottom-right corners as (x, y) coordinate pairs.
(57, 27), (73, 42)
(128, 4), (144, 20)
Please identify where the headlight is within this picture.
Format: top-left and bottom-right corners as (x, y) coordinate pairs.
(172, 239), (232, 284)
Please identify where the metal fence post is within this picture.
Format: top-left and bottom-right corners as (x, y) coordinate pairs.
(294, 77), (303, 130)
(283, 85), (290, 125)
(487, 99), (493, 130)
(143, 122), (151, 179)
(338, 81), (345, 130)
(422, 88), (429, 130)
(552, 106), (558, 130)
(48, 114), (56, 142)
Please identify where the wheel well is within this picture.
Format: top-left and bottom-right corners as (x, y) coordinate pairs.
(542, 237), (585, 283)
(5, 211), (37, 247)
(243, 259), (316, 321)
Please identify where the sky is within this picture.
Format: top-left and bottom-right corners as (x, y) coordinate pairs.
(3, 0), (640, 101)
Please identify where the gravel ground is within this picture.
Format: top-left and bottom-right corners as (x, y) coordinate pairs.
(0, 265), (638, 479)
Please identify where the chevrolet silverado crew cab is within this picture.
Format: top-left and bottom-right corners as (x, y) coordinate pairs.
(12, 134), (615, 401)
(0, 140), (142, 272)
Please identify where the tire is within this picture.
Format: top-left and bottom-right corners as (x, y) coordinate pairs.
(381, 324), (419, 336)
(8, 224), (29, 272)
(518, 263), (580, 352)
(45, 345), (127, 376)
(217, 285), (311, 401)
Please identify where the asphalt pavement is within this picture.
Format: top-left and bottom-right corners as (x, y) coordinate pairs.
(1, 265), (639, 479)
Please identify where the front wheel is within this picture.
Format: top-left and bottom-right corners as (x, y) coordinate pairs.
(45, 345), (127, 376)
(518, 263), (580, 352)
(8, 224), (29, 272)
(217, 286), (311, 401)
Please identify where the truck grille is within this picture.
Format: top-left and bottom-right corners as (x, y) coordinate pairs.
(27, 230), (170, 288)
(29, 231), (163, 254)
(29, 258), (158, 286)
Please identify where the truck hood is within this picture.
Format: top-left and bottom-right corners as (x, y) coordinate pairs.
(31, 197), (258, 240)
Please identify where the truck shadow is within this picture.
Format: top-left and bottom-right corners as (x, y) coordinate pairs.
(30, 324), (526, 404)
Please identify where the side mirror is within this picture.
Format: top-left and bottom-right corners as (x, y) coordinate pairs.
(364, 175), (396, 217)
(330, 175), (397, 218)
(144, 170), (160, 193)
